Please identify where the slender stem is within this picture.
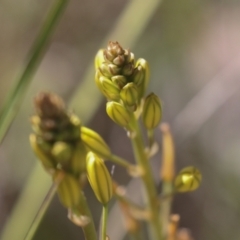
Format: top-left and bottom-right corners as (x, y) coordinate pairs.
(161, 182), (173, 239)
(76, 191), (98, 240)
(24, 184), (57, 240)
(0, 0), (69, 144)
(108, 154), (133, 169)
(101, 205), (108, 240)
(147, 129), (154, 149)
(130, 115), (162, 240)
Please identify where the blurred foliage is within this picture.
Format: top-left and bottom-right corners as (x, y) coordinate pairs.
(0, 0), (240, 239)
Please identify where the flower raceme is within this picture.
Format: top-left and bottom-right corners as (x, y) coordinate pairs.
(29, 92), (113, 212)
(95, 41), (149, 105)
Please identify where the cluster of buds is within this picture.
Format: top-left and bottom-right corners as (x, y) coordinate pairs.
(95, 41), (162, 130)
(95, 41), (149, 107)
(30, 92), (113, 209)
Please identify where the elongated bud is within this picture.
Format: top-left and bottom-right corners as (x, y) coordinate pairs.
(120, 83), (138, 107)
(135, 58), (150, 98)
(51, 141), (72, 164)
(111, 75), (127, 89)
(95, 49), (105, 69)
(132, 65), (144, 87)
(160, 123), (175, 182)
(99, 76), (120, 101)
(70, 142), (88, 175)
(174, 166), (202, 193)
(142, 93), (162, 129)
(81, 127), (111, 158)
(106, 102), (131, 127)
(99, 63), (113, 78)
(29, 134), (55, 170)
(55, 171), (81, 208)
(86, 152), (113, 205)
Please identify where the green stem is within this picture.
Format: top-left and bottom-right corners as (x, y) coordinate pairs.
(76, 191), (98, 240)
(24, 184), (57, 240)
(108, 154), (133, 169)
(101, 205), (108, 240)
(147, 129), (155, 149)
(130, 116), (162, 240)
(161, 181), (173, 239)
(0, 0), (69, 144)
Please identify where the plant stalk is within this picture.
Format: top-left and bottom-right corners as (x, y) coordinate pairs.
(130, 116), (162, 240)
(24, 184), (56, 240)
(108, 154), (133, 169)
(101, 204), (108, 240)
(77, 191), (98, 240)
(0, 0), (69, 144)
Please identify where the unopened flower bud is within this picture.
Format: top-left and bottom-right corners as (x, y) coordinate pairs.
(109, 64), (121, 75)
(51, 141), (72, 164)
(81, 127), (111, 158)
(132, 65), (144, 86)
(95, 49), (105, 69)
(135, 58), (150, 98)
(34, 92), (65, 118)
(55, 172), (81, 208)
(174, 166), (202, 193)
(99, 63), (112, 78)
(69, 114), (81, 128)
(99, 76), (120, 101)
(122, 63), (134, 76)
(106, 102), (131, 127)
(86, 152), (113, 205)
(29, 134), (55, 170)
(142, 93), (162, 129)
(111, 75), (127, 89)
(112, 55), (125, 66)
(120, 83), (138, 106)
(70, 142), (88, 175)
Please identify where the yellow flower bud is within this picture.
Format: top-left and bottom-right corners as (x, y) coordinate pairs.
(86, 152), (113, 205)
(51, 141), (72, 164)
(106, 102), (131, 127)
(174, 166), (202, 193)
(120, 83), (138, 107)
(132, 65), (144, 86)
(29, 134), (55, 170)
(55, 172), (81, 208)
(134, 58), (150, 99)
(95, 49), (105, 69)
(99, 76), (120, 101)
(70, 142), (88, 175)
(81, 127), (111, 158)
(111, 75), (127, 89)
(142, 93), (162, 129)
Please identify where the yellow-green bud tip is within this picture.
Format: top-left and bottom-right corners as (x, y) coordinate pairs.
(120, 83), (138, 107)
(106, 102), (131, 127)
(142, 93), (162, 129)
(81, 127), (111, 158)
(174, 166), (202, 193)
(51, 141), (72, 163)
(55, 171), (81, 208)
(86, 152), (113, 205)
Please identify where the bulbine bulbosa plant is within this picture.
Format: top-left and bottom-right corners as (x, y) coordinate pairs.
(30, 41), (202, 240)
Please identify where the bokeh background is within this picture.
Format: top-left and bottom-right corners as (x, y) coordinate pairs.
(0, 0), (240, 239)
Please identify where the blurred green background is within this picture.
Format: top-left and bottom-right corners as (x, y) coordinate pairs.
(0, 0), (240, 239)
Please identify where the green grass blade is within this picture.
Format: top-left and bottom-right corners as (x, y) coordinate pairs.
(0, 0), (69, 144)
